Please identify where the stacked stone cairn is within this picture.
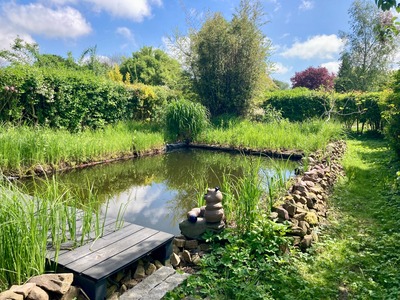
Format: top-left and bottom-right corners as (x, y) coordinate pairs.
(271, 140), (346, 250)
(178, 187), (225, 240)
(172, 187), (225, 269)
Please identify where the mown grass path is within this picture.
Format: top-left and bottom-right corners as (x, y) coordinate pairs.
(293, 137), (400, 299)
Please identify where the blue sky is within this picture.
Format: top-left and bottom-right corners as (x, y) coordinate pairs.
(0, 0), (356, 84)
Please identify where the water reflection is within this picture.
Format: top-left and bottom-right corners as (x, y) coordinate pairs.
(22, 149), (297, 235)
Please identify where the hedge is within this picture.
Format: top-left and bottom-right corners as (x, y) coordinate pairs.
(0, 65), (178, 131)
(264, 88), (391, 133)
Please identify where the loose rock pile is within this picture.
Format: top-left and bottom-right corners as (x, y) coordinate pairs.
(271, 140), (347, 250)
(0, 273), (82, 300)
(104, 257), (167, 299)
(169, 236), (212, 271)
(0, 257), (170, 300)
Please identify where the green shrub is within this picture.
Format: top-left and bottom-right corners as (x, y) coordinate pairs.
(0, 65), (130, 131)
(384, 71), (400, 155)
(264, 88), (327, 122)
(335, 91), (389, 132)
(125, 83), (178, 122)
(0, 65), (179, 131)
(163, 99), (210, 142)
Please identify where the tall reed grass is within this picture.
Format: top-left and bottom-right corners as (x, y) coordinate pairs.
(195, 119), (343, 154)
(221, 157), (292, 233)
(0, 121), (165, 175)
(0, 176), (113, 291)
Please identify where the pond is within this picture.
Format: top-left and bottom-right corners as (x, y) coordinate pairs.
(22, 148), (298, 235)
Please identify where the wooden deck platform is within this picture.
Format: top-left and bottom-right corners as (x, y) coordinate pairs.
(47, 217), (174, 300)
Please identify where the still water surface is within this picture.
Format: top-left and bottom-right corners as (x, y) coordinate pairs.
(24, 149), (297, 235)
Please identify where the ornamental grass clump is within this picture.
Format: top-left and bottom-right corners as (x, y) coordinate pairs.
(0, 176), (112, 291)
(221, 157), (292, 233)
(163, 99), (210, 143)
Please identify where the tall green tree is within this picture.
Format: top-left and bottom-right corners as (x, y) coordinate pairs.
(335, 0), (398, 92)
(189, 0), (271, 116)
(0, 37), (41, 65)
(120, 46), (182, 89)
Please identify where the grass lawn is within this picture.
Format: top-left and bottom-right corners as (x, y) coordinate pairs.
(288, 135), (400, 299)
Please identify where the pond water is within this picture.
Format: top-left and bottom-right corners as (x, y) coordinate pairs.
(22, 149), (298, 235)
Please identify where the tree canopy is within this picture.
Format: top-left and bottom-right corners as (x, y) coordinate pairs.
(291, 66), (335, 90)
(120, 46), (182, 89)
(375, 0), (400, 10)
(335, 0), (398, 92)
(187, 0), (272, 116)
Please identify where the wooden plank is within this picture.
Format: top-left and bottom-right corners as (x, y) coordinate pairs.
(63, 226), (156, 272)
(84, 231), (173, 280)
(56, 223), (144, 266)
(47, 217), (122, 260)
(58, 224), (148, 272)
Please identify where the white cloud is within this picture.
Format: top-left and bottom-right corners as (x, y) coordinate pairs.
(280, 33), (290, 39)
(116, 27), (133, 40)
(43, 0), (78, 4)
(320, 61), (340, 74)
(2, 3), (91, 38)
(0, 21), (36, 51)
(271, 62), (291, 74)
(281, 34), (344, 60)
(267, 0), (281, 13)
(85, 0), (162, 21)
(299, 0), (314, 11)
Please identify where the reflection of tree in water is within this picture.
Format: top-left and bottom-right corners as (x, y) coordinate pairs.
(20, 149), (297, 231)
(162, 149), (297, 225)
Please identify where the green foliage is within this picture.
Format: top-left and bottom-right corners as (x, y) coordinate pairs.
(221, 157), (291, 232)
(335, 91), (389, 132)
(0, 176), (114, 291)
(0, 65), (179, 130)
(383, 70), (400, 155)
(0, 121), (164, 176)
(163, 99), (210, 142)
(247, 104), (284, 123)
(0, 37), (41, 65)
(189, 0), (271, 116)
(264, 88), (327, 122)
(0, 65), (129, 130)
(272, 79), (290, 90)
(167, 217), (289, 299)
(375, 0), (399, 11)
(195, 118), (343, 153)
(336, 0), (397, 92)
(120, 46), (182, 89)
(125, 83), (178, 121)
(282, 138), (400, 299)
(264, 88), (390, 132)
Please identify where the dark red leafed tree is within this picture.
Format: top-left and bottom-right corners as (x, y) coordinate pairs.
(290, 66), (336, 90)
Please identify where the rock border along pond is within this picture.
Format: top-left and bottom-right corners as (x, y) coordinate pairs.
(169, 140), (347, 272)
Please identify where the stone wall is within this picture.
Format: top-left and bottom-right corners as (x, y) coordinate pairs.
(271, 140), (346, 250)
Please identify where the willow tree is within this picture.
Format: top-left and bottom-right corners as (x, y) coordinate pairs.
(190, 0), (271, 116)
